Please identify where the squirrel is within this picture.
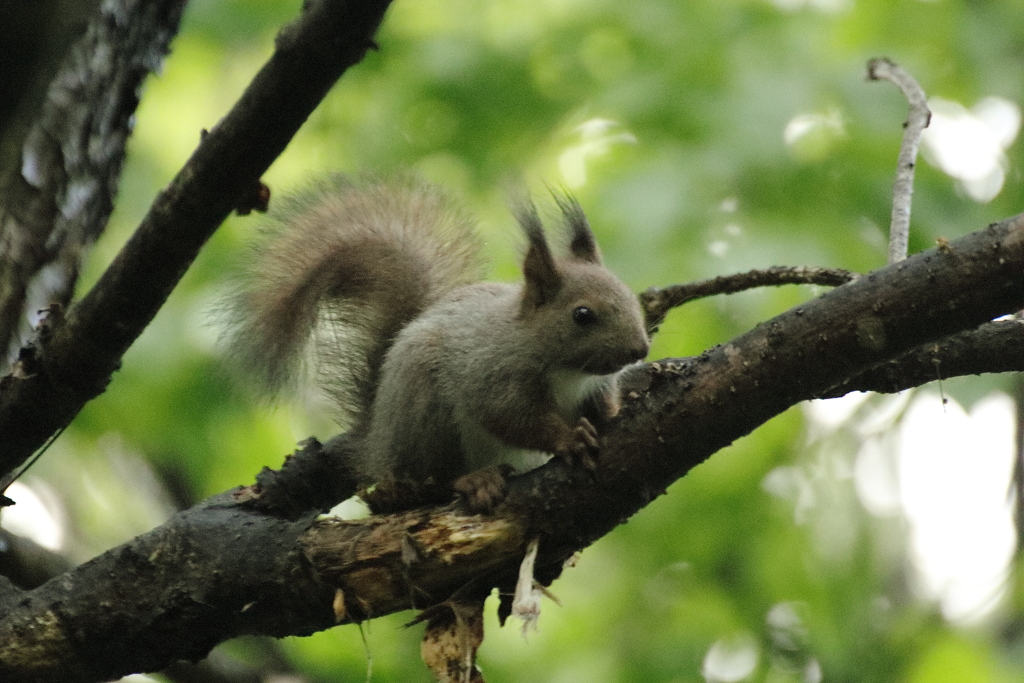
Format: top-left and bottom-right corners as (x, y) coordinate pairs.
(222, 175), (650, 511)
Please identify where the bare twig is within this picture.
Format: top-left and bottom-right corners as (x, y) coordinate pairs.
(867, 57), (931, 264)
(643, 59), (928, 329)
(640, 265), (858, 330)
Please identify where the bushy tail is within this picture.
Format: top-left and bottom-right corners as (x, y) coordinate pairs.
(220, 175), (484, 423)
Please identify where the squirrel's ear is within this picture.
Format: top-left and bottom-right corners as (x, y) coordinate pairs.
(515, 201), (562, 308)
(554, 193), (602, 265)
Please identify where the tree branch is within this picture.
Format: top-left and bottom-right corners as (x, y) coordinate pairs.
(867, 57), (931, 264)
(0, 528), (74, 589)
(0, 493), (336, 683)
(641, 265), (858, 330)
(823, 318), (1024, 397)
(0, 0), (396, 482)
(1, 213), (1023, 682)
(0, 0), (186, 363)
(0, 0), (104, 180)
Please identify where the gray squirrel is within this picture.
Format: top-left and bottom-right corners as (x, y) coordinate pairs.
(223, 175), (650, 511)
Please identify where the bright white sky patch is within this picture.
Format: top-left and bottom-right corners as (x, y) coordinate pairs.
(922, 96), (1021, 202)
(783, 108), (846, 163)
(895, 392), (1016, 623)
(558, 118), (636, 188)
(0, 480), (65, 551)
(703, 633), (759, 682)
(801, 390), (1017, 624)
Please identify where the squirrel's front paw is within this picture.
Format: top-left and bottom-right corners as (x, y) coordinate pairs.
(453, 465), (514, 514)
(557, 417), (600, 470)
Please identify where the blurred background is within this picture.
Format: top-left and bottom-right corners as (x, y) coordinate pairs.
(4, 0), (1024, 681)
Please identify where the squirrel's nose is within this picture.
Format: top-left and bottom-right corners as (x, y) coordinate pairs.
(628, 342), (649, 364)
(618, 337), (649, 366)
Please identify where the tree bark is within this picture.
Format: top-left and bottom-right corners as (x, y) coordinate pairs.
(0, 0), (186, 364)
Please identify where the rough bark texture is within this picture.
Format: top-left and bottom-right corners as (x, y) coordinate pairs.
(0, 214), (1023, 682)
(0, 0), (103, 182)
(0, 0), (186, 364)
(0, 495), (335, 683)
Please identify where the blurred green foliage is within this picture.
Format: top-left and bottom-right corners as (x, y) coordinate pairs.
(25, 0), (1024, 681)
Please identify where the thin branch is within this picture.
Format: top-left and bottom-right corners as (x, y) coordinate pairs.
(867, 57), (931, 264)
(0, 0), (395, 481)
(820, 319), (1024, 397)
(640, 265), (858, 330)
(0, 528), (74, 589)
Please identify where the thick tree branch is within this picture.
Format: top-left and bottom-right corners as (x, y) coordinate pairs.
(1, 214), (1022, 682)
(0, 0), (103, 180)
(0, 0), (186, 363)
(0, 494), (336, 683)
(0, 0), (396, 482)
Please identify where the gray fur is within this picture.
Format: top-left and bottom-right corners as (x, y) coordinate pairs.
(221, 175), (484, 420)
(224, 177), (650, 488)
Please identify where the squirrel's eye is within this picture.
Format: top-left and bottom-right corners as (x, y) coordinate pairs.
(572, 306), (597, 326)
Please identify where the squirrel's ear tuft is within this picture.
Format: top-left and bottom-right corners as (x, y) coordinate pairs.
(515, 201), (562, 308)
(553, 193), (602, 265)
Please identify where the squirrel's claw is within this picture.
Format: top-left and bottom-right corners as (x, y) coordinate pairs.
(557, 417), (599, 470)
(454, 465), (514, 514)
